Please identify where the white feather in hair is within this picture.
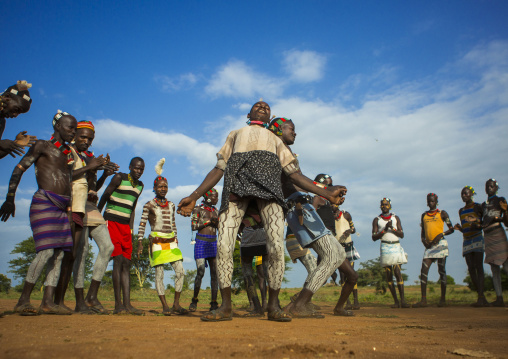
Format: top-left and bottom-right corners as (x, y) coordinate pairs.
(155, 158), (166, 176)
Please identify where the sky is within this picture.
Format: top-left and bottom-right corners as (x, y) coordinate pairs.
(1, 1), (508, 292)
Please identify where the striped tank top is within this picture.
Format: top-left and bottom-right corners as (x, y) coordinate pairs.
(104, 173), (144, 224)
(459, 203), (482, 240)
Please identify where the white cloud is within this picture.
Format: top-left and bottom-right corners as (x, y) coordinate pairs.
(205, 60), (283, 99)
(154, 72), (198, 92)
(282, 50), (327, 83)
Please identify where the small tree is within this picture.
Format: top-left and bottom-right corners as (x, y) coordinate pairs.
(0, 274), (11, 293)
(170, 269), (197, 291)
(357, 257), (408, 294)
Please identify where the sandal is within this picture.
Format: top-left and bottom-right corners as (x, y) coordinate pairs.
(289, 308), (324, 319)
(172, 307), (189, 315)
(243, 310), (264, 318)
(333, 308), (354, 317)
(412, 301), (427, 308)
(162, 308), (172, 316)
(201, 309), (233, 322)
(189, 298), (198, 312)
(267, 308), (292, 322)
(38, 305), (72, 315)
(14, 303), (39, 316)
(87, 303), (110, 315)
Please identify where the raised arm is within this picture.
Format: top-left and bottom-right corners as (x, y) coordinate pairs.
(177, 167), (224, 216)
(97, 173), (122, 212)
(288, 172), (346, 205)
(0, 140), (43, 221)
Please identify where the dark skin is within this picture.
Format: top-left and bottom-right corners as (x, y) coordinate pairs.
(137, 180), (185, 313)
(332, 205), (359, 309)
(54, 127), (113, 312)
(0, 93), (37, 159)
(482, 180), (508, 306)
(415, 194), (454, 307)
(273, 121), (356, 317)
(0, 115), (77, 313)
(453, 188), (488, 307)
(98, 159), (145, 314)
(178, 104), (347, 320)
(190, 191), (219, 305)
(372, 200), (409, 308)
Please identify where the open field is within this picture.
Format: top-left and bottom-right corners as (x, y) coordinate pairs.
(1, 286), (507, 358)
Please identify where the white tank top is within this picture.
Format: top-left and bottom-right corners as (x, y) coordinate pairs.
(376, 214), (399, 243)
(335, 212), (352, 244)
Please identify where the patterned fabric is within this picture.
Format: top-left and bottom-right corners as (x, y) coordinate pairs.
(104, 173), (143, 224)
(149, 232), (182, 266)
(380, 242), (407, 266)
(482, 196), (508, 265)
(285, 233), (310, 261)
(29, 189), (73, 253)
(423, 239), (449, 259)
(77, 120), (95, 131)
(194, 238), (217, 259)
(459, 203), (484, 256)
(344, 242), (361, 262)
(83, 200), (106, 226)
(137, 199), (177, 241)
(306, 234), (345, 293)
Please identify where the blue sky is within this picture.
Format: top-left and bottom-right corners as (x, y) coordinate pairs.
(2, 1), (508, 290)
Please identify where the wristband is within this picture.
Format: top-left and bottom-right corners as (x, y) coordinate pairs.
(7, 193), (15, 197)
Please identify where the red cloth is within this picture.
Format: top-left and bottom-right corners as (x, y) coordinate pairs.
(107, 221), (133, 260)
(72, 212), (84, 228)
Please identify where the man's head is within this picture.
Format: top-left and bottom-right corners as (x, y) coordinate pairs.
(268, 117), (296, 145)
(129, 157), (145, 180)
(315, 174), (332, 187)
(203, 188), (219, 205)
(247, 101), (271, 123)
(427, 193), (438, 209)
(74, 121), (95, 152)
(380, 198), (392, 213)
(1, 81), (32, 118)
(53, 110), (77, 143)
(485, 178), (498, 197)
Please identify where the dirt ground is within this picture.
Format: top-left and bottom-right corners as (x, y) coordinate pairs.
(0, 298), (506, 359)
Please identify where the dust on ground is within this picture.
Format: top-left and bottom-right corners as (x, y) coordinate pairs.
(0, 298), (506, 359)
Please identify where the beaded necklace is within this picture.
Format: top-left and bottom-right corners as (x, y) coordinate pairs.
(201, 203), (216, 212)
(50, 136), (74, 165)
(128, 173), (138, 187)
(380, 213), (392, 220)
(154, 197), (168, 208)
(247, 120), (268, 128)
(426, 209), (440, 217)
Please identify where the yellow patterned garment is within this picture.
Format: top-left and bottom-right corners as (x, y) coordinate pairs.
(423, 210), (444, 242)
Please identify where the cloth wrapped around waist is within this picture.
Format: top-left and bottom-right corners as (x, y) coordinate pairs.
(149, 231), (176, 244)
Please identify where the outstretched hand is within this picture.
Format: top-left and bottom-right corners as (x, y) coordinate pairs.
(327, 185), (347, 205)
(14, 131), (37, 147)
(0, 200), (15, 221)
(177, 197), (196, 216)
(0, 139), (25, 157)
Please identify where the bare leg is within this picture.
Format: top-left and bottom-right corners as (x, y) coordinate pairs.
(190, 258), (206, 311)
(171, 260), (187, 313)
(257, 261), (268, 311)
(490, 263), (505, 306)
(112, 256), (125, 313)
(393, 264), (409, 308)
(241, 255), (263, 315)
(385, 266), (399, 308)
(208, 258), (219, 304)
(437, 258), (447, 306)
(414, 259), (432, 307)
(333, 259), (358, 315)
(122, 256), (142, 314)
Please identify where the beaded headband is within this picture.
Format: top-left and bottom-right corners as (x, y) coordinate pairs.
(488, 178), (499, 187)
(268, 117), (291, 136)
(315, 174), (331, 183)
(463, 186), (475, 195)
(3, 81), (32, 103)
(77, 120), (95, 132)
(203, 188), (218, 198)
(427, 193), (438, 201)
(381, 197), (391, 204)
(53, 110), (72, 127)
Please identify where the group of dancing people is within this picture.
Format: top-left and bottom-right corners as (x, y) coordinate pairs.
(1, 80), (507, 321)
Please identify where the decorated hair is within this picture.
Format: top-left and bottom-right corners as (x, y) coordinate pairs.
(53, 110), (72, 127)
(203, 188), (218, 204)
(463, 185), (475, 196)
(487, 178), (499, 188)
(380, 197), (391, 205)
(2, 80), (32, 112)
(427, 193), (438, 201)
(77, 120), (95, 132)
(153, 158), (167, 187)
(314, 174), (331, 184)
(268, 117), (291, 136)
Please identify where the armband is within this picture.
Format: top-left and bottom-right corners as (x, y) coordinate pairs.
(7, 193), (15, 197)
(16, 164), (26, 172)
